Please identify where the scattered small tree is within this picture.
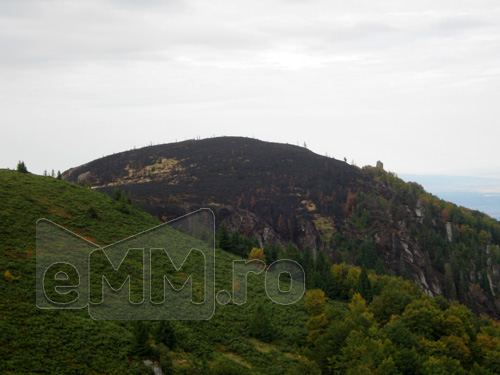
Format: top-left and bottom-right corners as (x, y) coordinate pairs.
(86, 206), (100, 220)
(305, 289), (327, 317)
(112, 187), (132, 213)
(248, 247), (266, 262)
(356, 266), (373, 303)
(16, 161), (28, 173)
(131, 321), (152, 357)
(305, 289), (329, 343)
(154, 320), (177, 349)
(249, 303), (275, 342)
(218, 222), (231, 251)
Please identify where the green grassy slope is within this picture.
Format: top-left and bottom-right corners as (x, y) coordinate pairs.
(0, 170), (309, 374)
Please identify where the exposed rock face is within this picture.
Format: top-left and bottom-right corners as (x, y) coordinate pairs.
(144, 360), (164, 375)
(381, 220), (441, 297)
(77, 171), (92, 184)
(415, 199), (425, 223)
(446, 222), (453, 242)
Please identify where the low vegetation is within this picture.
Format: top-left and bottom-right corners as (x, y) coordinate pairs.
(2, 168), (500, 374)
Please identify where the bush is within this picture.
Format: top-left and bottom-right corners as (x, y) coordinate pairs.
(154, 321), (177, 349)
(130, 321), (152, 358)
(212, 356), (249, 375)
(249, 303), (275, 342)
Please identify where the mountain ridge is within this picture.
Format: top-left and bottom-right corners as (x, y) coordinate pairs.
(62, 136), (500, 318)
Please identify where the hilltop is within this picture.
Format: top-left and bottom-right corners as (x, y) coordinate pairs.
(62, 137), (500, 318)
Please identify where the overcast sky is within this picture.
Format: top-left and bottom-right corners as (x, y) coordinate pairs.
(1, 0), (500, 179)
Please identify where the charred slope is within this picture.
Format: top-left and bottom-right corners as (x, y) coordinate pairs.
(63, 137), (500, 317)
(63, 136), (369, 248)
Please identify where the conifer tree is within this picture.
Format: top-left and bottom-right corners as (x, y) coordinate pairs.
(131, 321), (151, 357)
(218, 222), (231, 251)
(249, 303), (275, 342)
(356, 266), (373, 302)
(302, 246), (314, 289)
(154, 320), (177, 349)
(16, 161), (28, 173)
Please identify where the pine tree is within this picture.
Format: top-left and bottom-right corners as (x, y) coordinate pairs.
(249, 303), (275, 342)
(131, 321), (151, 357)
(230, 231), (240, 254)
(311, 270), (326, 291)
(273, 243), (283, 260)
(16, 161), (28, 173)
(113, 187), (124, 201)
(356, 266), (373, 302)
(302, 246), (314, 289)
(263, 244), (276, 264)
(286, 242), (302, 264)
(154, 320), (177, 349)
(374, 259), (386, 275)
(443, 263), (457, 301)
(358, 239), (377, 270)
(313, 251), (336, 296)
(218, 222), (231, 251)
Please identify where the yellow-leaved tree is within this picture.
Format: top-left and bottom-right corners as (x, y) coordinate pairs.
(248, 247), (266, 262)
(305, 289), (329, 343)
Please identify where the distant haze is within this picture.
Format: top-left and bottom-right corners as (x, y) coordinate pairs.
(1, 1), (500, 192)
(401, 174), (500, 220)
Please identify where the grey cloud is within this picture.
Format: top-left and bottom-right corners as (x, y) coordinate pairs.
(2, 0), (497, 70)
(0, 1), (274, 67)
(430, 14), (495, 37)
